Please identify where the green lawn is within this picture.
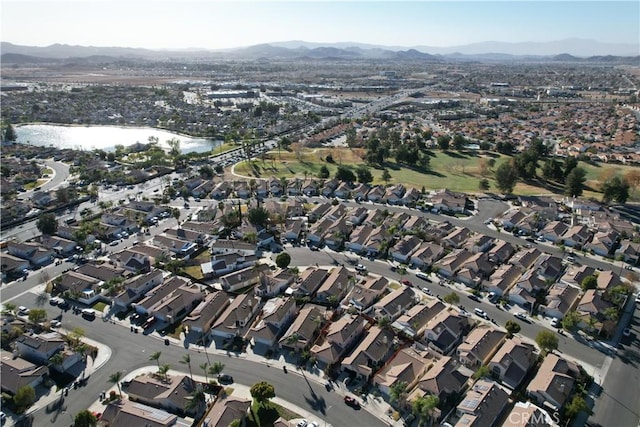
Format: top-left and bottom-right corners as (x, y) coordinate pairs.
(234, 147), (638, 199)
(92, 302), (108, 313)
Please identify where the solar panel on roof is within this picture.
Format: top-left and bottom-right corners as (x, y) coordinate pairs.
(132, 402), (171, 421)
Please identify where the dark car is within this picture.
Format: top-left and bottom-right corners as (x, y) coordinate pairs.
(218, 373), (234, 384)
(467, 294), (480, 302)
(344, 395), (360, 409)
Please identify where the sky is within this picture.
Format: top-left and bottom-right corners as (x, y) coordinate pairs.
(1, 1), (638, 51)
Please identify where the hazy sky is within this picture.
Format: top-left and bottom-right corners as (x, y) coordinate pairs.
(2, 1), (638, 50)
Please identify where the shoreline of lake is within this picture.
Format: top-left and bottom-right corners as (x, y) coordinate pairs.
(14, 123), (221, 154)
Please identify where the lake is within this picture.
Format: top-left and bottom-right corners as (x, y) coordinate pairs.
(15, 124), (221, 154)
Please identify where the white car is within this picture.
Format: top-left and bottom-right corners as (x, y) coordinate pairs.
(416, 272), (432, 282)
(296, 421), (308, 427)
(550, 317), (560, 328)
(514, 312), (527, 321)
(17, 306), (29, 315)
(355, 264), (367, 272)
(474, 308), (488, 319)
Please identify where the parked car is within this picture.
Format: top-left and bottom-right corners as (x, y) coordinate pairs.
(218, 373), (234, 384)
(81, 309), (96, 320)
(416, 272), (432, 282)
(344, 395), (360, 409)
(401, 279), (413, 286)
(17, 306), (29, 315)
(514, 312), (528, 321)
(355, 264), (367, 272)
(474, 308), (488, 319)
(550, 317), (560, 328)
(296, 421), (308, 427)
(422, 287), (433, 296)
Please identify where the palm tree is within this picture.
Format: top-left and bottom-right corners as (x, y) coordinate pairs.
(185, 389), (206, 415)
(109, 370), (124, 397)
(158, 363), (171, 382)
(389, 381), (408, 408)
(180, 354), (193, 381)
(412, 394), (439, 426)
(48, 352), (65, 369)
(208, 361), (225, 378)
(150, 351), (162, 370)
(199, 362), (209, 384)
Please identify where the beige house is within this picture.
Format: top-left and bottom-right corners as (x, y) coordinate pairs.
(100, 399), (178, 427)
(526, 353), (579, 410)
(200, 396), (251, 427)
(488, 338), (536, 390)
(413, 356), (470, 402)
(455, 380), (510, 427)
(373, 347), (435, 397)
(310, 314), (367, 367)
(456, 325), (506, 368)
(341, 325), (395, 380)
(279, 304), (327, 353)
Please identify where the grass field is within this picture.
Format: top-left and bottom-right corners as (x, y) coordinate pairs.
(235, 147), (638, 199)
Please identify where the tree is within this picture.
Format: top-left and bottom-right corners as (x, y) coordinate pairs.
(180, 354), (193, 381)
(13, 385), (36, 413)
(453, 134), (466, 150)
(563, 155), (578, 179)
(412, 394), (439, 427)
(335, 165), (356, 182)
(601, 175), (630, 204)
(318, 165), (330, 179)
(443, 292), (460, 305)
(478, 178), (490, 191)
(564, 395), (591, 420)
(562, 311), (581, 331)
(565, 167), (586, 197)
(185, 389), (206, 415)
(36, 212), (58, 235)
(247, 206), (270, 227)
(208, 361), (225, 377)
(356, 165), (373, 183)
(381, 168), (392, 185)
(581, 275), (598, 291)
(535, 330), (559, 354)
(199, 362), (209, 384)
(2, 122), (17, 142)
(473, 365), (491, 380)
(150, 351), (162, 370)
(504, 320), (521, 337)
(494, 162), (519, 194)
(275, 252), (291, 269)
(109, 370), (124, 397)
(250, 381), (276, 406)
(28, 308), (47, 324)
(389, 381), (408, 406)
(74, 409), (97, 427)
(158, 363), (171, 381)
(437, 135), (451, 150)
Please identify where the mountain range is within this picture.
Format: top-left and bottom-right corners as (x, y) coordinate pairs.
(1, 39), (638, 64)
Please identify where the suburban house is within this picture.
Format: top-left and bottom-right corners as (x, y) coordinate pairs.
(210, 292), (261, 339)
(543, 283), (581, 320)
(422, 310), (470, 355)
(218, 264), (270, 293)
(526, 353), (579, 411)
(457, 252), (494, 287)
(310, 314), (367, 367)
(254, 269), (296, 298)
(509, 248), (542, 271)
(371, 286), (417, 322)
(112, 269), (165, 309)
(585, 230), (619, 257)
(390, 235), (423, 264)
(442, 227), (472, 249)
(7, 241), (54, 267)
(55, 270), (103, 305)
(133, 276), (200, 322)
(315, 266), (352, 305)
(152, 234), (197, 258)
(456, 325), (507, 368)
(201, 252), (258, 279)
(292, 268), (330, 297)
(100, 399), (178, 427)
(373, 347), (434, 397)
(455, 380), (510, 427)
(486, 264), (523, 297)
(429, 189), (467, 213)
(561, 224), (592, 249)
(409, 242), (446, 270)
(488, 338), (537, 390)
(464, 234), (495, 254)
(210, 240), (255, 256)
(182, 291), (231, 339)
(279, 304), (327, 353)
(341, 325), (396, 380)
(435, 248), (473, 278)
(0, 253), (29, 280)
(487, 241), (516, 265)
(345, 224), (376, 254)
(0, 350), (49, 396)
(200, 396), (251, 427)
(560, 265), (596, 288)
(246, 297), (297, 349)
(126, 373), (203, 418)
(414, 355), (470, 402)
(16, 332), (80, 371)
(343, 276), (388, 313)
(502, 401), (558, 427)
(391, 299), (446, 339)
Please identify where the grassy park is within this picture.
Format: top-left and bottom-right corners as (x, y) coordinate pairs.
(234, 147), (638, 199)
